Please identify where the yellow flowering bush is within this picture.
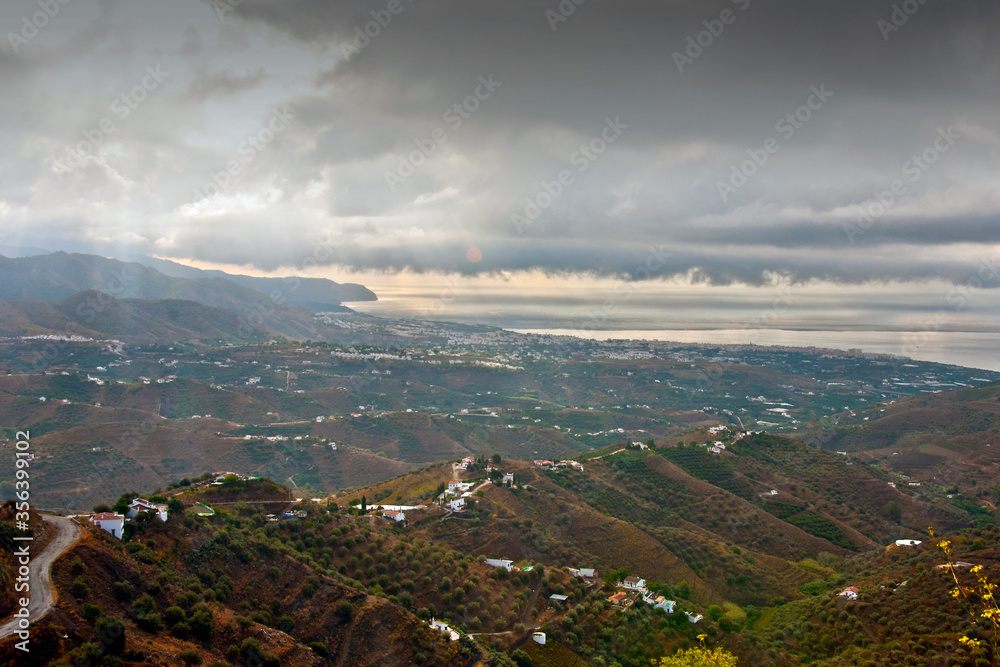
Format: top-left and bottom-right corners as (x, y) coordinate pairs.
(932, 527), (999, 655)
(652, 635), (738, 666)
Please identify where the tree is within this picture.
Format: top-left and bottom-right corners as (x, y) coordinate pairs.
(492, 453), (502, 465)
(94, 617), (126, 655)
(361, 495), (367, 513)
(112, 492), (139, 514)
(706, 605), (723, 622)
(222, 475), (245, 490)
(167, 498), (185, 513)
(883, 501), (901, 523)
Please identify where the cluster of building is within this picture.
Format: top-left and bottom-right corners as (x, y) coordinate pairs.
(532, 459), (584, 472)
(605, 576), (680, 616)
(90, 497), (170, 540)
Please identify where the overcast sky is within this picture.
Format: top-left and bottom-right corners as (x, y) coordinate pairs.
(1, 0), (999, 328)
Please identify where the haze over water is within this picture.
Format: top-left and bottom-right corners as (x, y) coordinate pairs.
(348, 278), (1000, 372)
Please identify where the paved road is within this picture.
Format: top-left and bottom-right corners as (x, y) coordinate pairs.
(0, 514), (80, 640)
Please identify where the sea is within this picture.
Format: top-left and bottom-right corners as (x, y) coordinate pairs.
(346, 281), (1000, 372)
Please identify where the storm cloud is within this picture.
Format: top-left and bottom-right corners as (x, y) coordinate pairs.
(0, 0), (998, 289)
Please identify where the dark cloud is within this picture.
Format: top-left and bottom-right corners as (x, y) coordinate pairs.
(0, 0), (997, 296)
(181, 67), (267, 100)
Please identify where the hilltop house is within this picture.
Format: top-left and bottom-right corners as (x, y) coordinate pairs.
(383, 510), (406, 523)
(607, 592), (628, 606)
(447, 481), (472, 494)
(895, 539), (922, 547)
(838, 586), (860, 600)
(502, 473), (515, 485)
(548, 594), (569, 607)
(642, 592), (676, 613)
(449, 497), (466, 511)
(485, 558), (513, 571)
(91, 512), (125, 539)
(619, 576), (647, 591)
(127, 498), (168, 522)
(429, 619), (459, 641)
(569, 567), (597, 579)
(685, 612), (704, 624)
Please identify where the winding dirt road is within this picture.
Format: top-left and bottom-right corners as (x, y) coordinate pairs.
(0, 514), (80, 640)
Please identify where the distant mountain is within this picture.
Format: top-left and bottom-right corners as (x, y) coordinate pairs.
(128, 254), (377, 309)
(0, 291), (278, 343)
(0, 245), (52, 258)
(0, 252), (348, 339)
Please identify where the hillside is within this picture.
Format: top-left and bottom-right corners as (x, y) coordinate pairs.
(0, 253), (355, 339)
(130, 255), (377, 309)
(345, 440), (981, 611)
(0, 292), (280, 344)
(802, 384), (1000, 526)
(0, 486), (485, 666)
(7, 468), (997, 666)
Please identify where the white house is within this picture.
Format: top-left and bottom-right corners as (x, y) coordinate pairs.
(619, 576), (647, 591)
(685, 612), (704, 624)
(91, 512), (125, 539)
(383, 510), (406, 523)
(570, 567), (596, 579)
(502, 473), (515, 485)
(837, 586), (859, 600)
(128, 498), (168, 522)
(532, 632), (546, 645)
(895, 539), (922, 547)
(485, 558), (513, 571)
(449, 497), (467, 511)
(447, 481), (472, 494)
(429, 619), (459, 642)
(642, 592), (676, 613)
